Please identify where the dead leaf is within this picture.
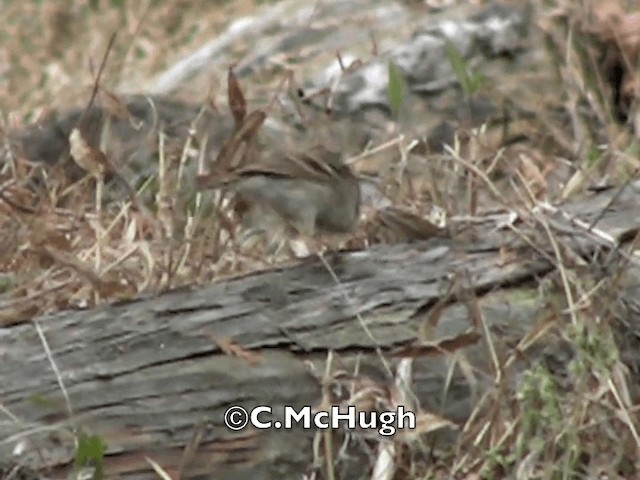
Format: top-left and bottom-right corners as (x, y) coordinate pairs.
(227, 66), (247, 128)
(69, 127), (107, 177)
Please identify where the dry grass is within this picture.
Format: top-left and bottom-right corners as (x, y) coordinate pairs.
(0, 0), (270, 115)
(0, 0), (308, 320)
(1, 0), (640, 479)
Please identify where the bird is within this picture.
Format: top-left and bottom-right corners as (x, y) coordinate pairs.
(196, 144), (361, 240)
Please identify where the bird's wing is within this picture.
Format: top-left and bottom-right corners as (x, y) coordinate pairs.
(197, 145), (350, 189)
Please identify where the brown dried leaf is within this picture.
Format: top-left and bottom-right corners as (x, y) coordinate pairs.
(228, 66), (246, 127)
(69, 127), (107, 177)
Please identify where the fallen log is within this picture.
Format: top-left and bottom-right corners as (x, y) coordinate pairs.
(2, 182), (640, 480)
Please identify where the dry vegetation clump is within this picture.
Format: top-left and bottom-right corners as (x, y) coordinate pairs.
(437, 2), (640, 478)
(0, 0), (296, 323)
(2, 0), (640, 479)
(0, 0), (265, 113)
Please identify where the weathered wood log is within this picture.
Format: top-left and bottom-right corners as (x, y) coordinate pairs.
(2, 183), (640, 479)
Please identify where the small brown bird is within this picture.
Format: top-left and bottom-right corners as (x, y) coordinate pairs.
(197, 145), (361, 238)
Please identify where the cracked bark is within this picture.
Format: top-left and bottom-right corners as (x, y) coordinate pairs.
(2, 183), (640, 480)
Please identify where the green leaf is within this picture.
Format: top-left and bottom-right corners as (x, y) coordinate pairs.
(469, 71), (486, 94)
(74, 433), (107, 479)
(586, 145), (601, 167)
(0, 273), (14, 293)
(387, 60), (405, 119)
(445, 41), (477, 96)
(28, 393), (60, 410)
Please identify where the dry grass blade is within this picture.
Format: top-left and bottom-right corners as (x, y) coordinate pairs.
(316, 253), (394, 379)
(32, 317), (73, 420)
(178, 422), (208, 480)
(390, 332), (482, 358)
(371, 443), (395, 480)
(145, 456), (175, 480)
(78, 32), (117, 125)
